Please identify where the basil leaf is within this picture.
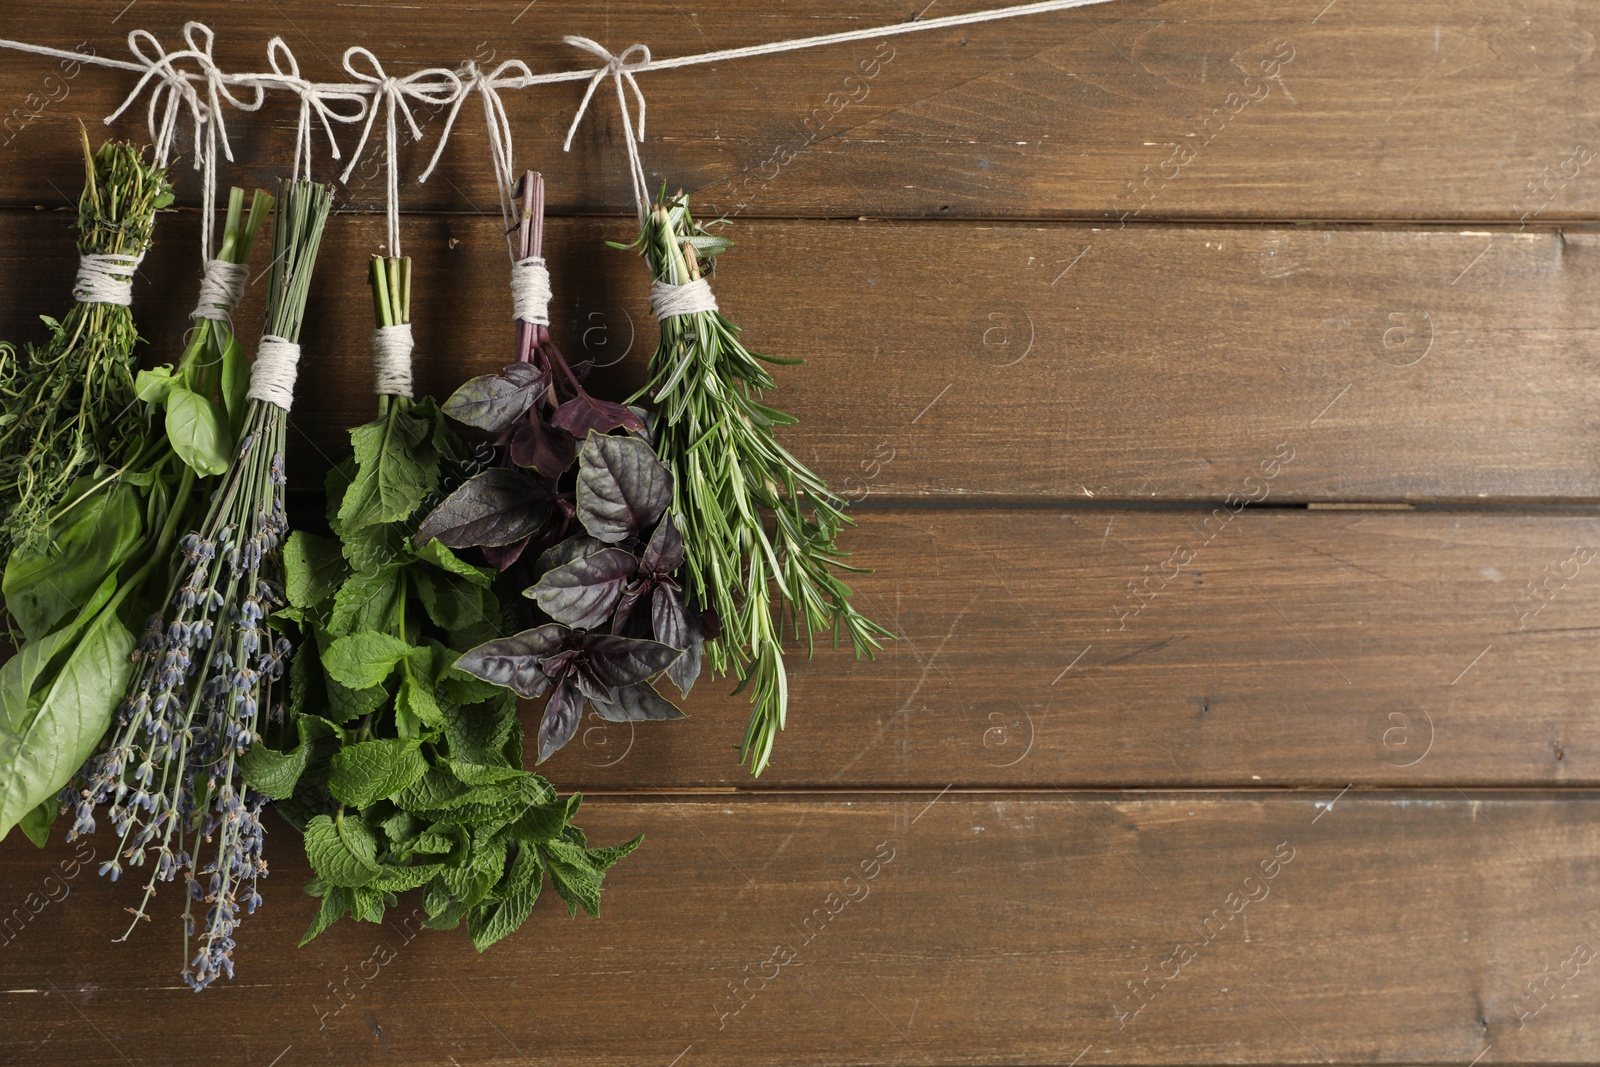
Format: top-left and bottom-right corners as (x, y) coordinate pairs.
(575, 432), (673, 543)
(19, 798), (54, 847)
(591, 682), (686, 723)
(0, 605), (134, 841)
(442, 363), (549, 432)
(2, 481), (142, 642)
(528, 548), (635, 630)
(415, 468), (552, 549)
(455, 625), (567, 699)
(134, 365), (177, 404)
(165, 384), (232, 477)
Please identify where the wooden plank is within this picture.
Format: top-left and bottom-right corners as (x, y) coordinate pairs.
(2, 211), (1597, 503)
(524, 507), (1600, 790)
(0, 1), (1595, 220)
(1, 791), (1594, 1065)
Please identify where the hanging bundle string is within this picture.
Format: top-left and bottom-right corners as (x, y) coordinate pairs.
(420, 59), (533, 255)
(511, 255), (552, 325)
(248, 336), (300, 410)
(104, 23), (266, 324)
(340, 47), (462, 397)
(265, 37), (367, 182)
(562, 37), (653, 226)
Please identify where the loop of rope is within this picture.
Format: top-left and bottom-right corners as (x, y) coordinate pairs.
(191, 259), (248, 321)
(248, 335), (301, 410)
(562, 37), (653, 224)
(339, 46), (464, 256)
(650, 277), (719, 320)
(511, 256), (552, 325)
(420, 59), (533, 255)
(370, 323), (415, 398)
(265, 37), (367, 182)
(74, 252), (145, 306)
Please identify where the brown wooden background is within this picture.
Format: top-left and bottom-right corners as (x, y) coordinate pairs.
(3, 1), (1599, 1064)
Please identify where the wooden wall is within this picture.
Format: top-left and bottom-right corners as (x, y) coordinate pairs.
(3, 2), (1599, 1064)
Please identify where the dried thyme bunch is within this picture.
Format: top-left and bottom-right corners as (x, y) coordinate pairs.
(0, 127), (172, 561)
(623, 193), (891, 775)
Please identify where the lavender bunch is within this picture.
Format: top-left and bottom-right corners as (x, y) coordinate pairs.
(67, 179), (333, 991)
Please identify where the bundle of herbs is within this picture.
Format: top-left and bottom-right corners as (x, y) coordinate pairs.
(249, 244), (641, 950)
(64, 178), (333, 991)
(417, 174), (695, 763)
(624, 193), (892, 776)
(0, 184), (275, 848)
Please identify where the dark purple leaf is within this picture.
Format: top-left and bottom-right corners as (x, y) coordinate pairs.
(454, 625), (569, 698)
(575, 433), (673, 543)
(551, 395), (646, 437)
(508, 414), (578, 476)
(538, 676), (584, 763)
(481, 537), (530, 571)
(527, 548), (635, 629)
(416, 468), (552, 548)
(699, 606), (722, 643)
(442, 363), (549, 432)
(591, 683), (686, 723)
(570, 632), (681, 690)
(665, 600), (703, 698)
(535, 533), (611, 574)
(639, 513), (684, 577)
(651, 584), (688, 651)
(610, 581), (649, 635)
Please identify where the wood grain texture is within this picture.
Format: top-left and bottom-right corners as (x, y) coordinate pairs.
(0, 1), (1596, 220)
(1, 792), (1595, 1066)
(4, 211), (1598, 503)
(535, 508), (1600, 790)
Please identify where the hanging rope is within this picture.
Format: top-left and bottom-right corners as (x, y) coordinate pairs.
(338, 46), (463, 256)
(419, 58), (534, 257)
(264, 37), (367, 182)
(561, 38), (653, 224)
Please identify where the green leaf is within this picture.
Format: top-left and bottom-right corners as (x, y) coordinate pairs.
(165, 385), (232, 477)
(540, 840), (605, 917)
(338, 406), (437, 531)
(322, 630), (412, 690)
(239, 738), (311, 800)
(3, 481), (143, 642)
(413, 538), (494, 587)
(468, 852), (541, 950)
(19, 798), (53, 847)
(397, 661), (444, 735)
(134, 365), (177, 404)
(372, 863), (445, 893)
(283, 531), (347, 611)
(304, 813), (383, 888)
(0, 605), (134, 842)
(328, 566), (404, 637)
(413, 569), (487, 632)
(328, 738), (428, 808)
(219, 332), (249, 429)
(300, 884), (350, 945)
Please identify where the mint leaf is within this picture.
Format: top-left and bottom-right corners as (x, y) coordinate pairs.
(283, 530), (347, 611)
(305, 813), (382, 888)
(323, 631), (412, 690)
(340, 405), (437, 530)
(328, 738), (428, 808)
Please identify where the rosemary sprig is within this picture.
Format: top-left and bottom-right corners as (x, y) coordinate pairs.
(625, 193), (892, 776)
(0, 126), (172, 561)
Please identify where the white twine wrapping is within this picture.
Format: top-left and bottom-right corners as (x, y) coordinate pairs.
(650, 277), (718, 320)
(512, 256), (552, 325)
(370, 323), (415, 398)
(74, 252), (145, 306)
(191, 258), (248, 320)
(247, 335), (301, 410)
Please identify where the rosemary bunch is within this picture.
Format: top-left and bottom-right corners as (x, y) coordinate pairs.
(0, 127), (172, 560)
(625, 193), (891, 776)
(0, 187), (273, 850)
(68, 179), (333, 991)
